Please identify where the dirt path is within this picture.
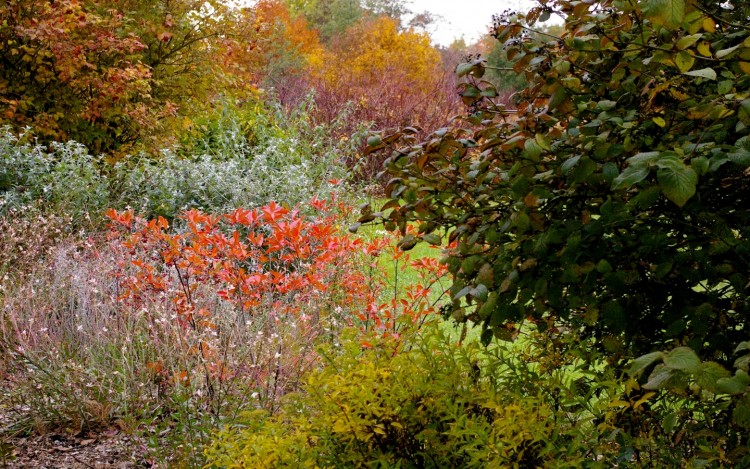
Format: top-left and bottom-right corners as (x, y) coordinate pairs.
(1, 430), (153, 468)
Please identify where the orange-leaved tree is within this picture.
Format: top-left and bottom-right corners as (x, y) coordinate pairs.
(0, 0), (263, 154)
(0, 0), (153, 152)
(247, 1), (325, 98)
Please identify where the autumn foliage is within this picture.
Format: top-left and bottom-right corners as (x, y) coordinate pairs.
(313, 16), (453, 127)
(0, 0), (461, 166)
(292, 16), (462, 179)
(0, 0), (263, 153)
(107, 197), (446, 351)
(0, 0), (153, 151)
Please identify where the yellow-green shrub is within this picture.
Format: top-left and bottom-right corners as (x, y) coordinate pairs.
(205, 326), (597, 468)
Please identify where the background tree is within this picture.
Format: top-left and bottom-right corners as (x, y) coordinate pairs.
(311, 15), (461, 179)
(0, 0), (153, 152)
(284, 0), (420, 43)
(284, 0), (364, 44)
(0, 0), (261, 153)
(114, 0), (259, 137)
(250, 0), (324, 102)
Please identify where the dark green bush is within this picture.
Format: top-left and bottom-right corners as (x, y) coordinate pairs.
(354, 0), (750, 464)
(365, 0), (750, 362)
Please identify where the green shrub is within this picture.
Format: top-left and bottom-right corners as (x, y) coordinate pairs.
(355, 2), (750, 463)
(1, 98), (357, 225)
(117, 101), (357, 219)
(0, 127), (109, 224)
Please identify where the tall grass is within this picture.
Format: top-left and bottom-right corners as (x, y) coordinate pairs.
(0, 235), (339, 465)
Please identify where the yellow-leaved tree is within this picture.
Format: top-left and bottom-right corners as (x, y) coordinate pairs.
(308, 16), (460, 179)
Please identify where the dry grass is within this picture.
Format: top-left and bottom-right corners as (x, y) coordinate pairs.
(0, 234), (344, 465)
(0, 203), (79, 283)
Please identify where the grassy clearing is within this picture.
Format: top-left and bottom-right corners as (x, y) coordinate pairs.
(354, 197), (448, 296)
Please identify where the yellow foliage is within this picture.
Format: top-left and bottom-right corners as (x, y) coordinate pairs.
(316, 16), (441, 86)
(255, 0), (324, 67)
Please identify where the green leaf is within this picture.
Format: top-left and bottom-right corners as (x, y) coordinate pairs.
(480, 328), (494, 346)
(695, 361), (731, 393)
(456, 62), (474, 77)
(572, 158), (596, 183)
(655, 261), (673, 278)
(643, 0), (685, 29)
(596, 259), (613, 273)
(653, 116), (667, 127)
(644, 364), (675, 390)
(478, 293), (498, 319)
(628, 351), (664, 376)
(716, 370), (750, 395)
(691, 156), (709, 175)
(716, 44), (741, 59)
(560, 155), (581, 174)
(676, 34), (702, 51)
(733, 395), (750, 429)
(739, 99), (750, 126)
(602, 162), (619, 182)
(461, 85), (481, 98)
(654, 153), (685, 171)
(397, 234), (418, 251)
(471, 284), (489, 302)
(481, 87), (498, 98)
(367, 135), (382, 147)
(548, 87), (568, 110)
(452, 285), (472, 301)
(735, 355), (750, 372)
(421, 233), (441, 245)
(662, 412), (677, 433)
(612, 165), (650, 189)
(675, 50), (695, 73)
(663, 346), (701, 372)
(718, 79), (734, 94)
(658, 164), (697, 207)
(461, 255), (482, 275)
(729, 137), (750, 166)
(597, 100), (617, 111)
(523, 138), (543, 161)
(535, 133), (552, 151)
(627, 151), (660, 165)
(683, 67), (717, 80)
(729, 149), (750, 166)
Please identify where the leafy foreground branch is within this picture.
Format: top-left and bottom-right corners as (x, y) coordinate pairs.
(357, 0), (750, 464)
